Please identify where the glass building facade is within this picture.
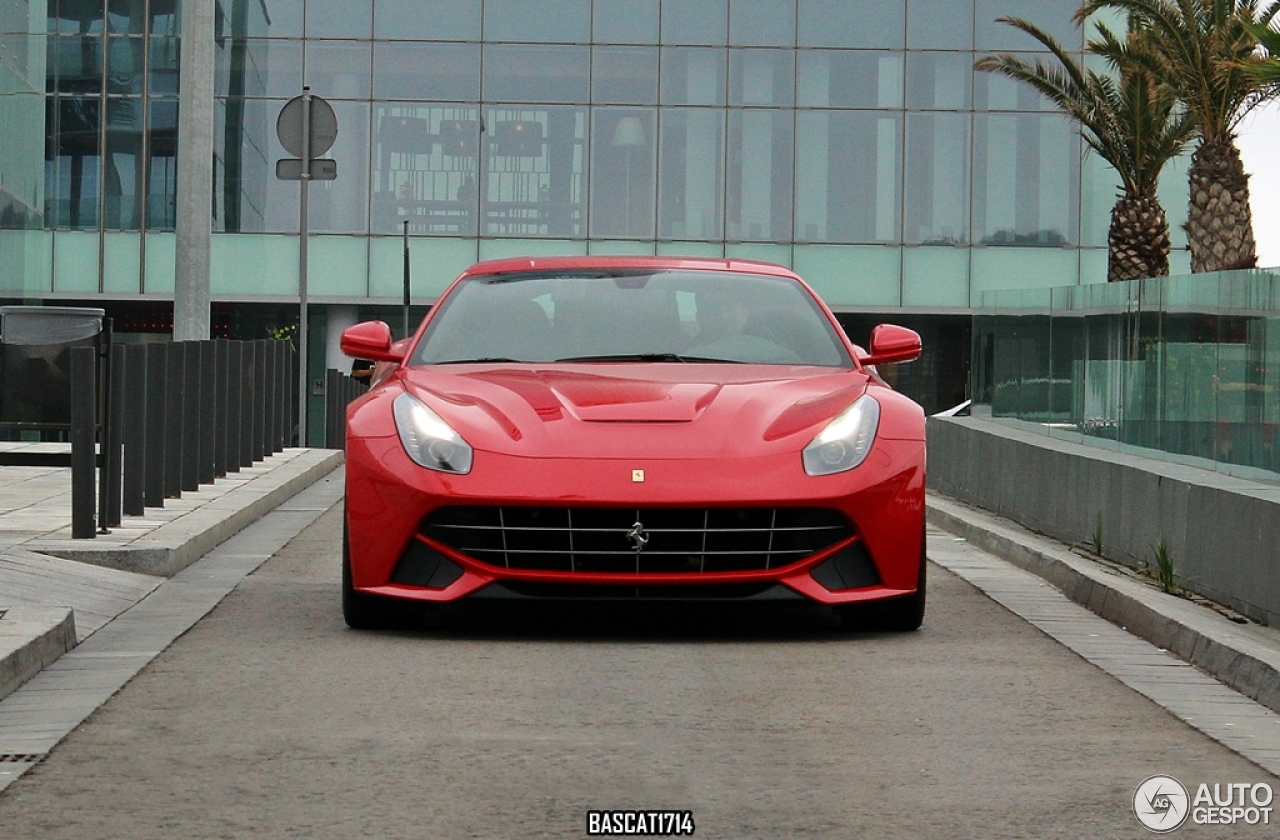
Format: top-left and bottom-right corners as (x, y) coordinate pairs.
(0, 0), (1190, 413)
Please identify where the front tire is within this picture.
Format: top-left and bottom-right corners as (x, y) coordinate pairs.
(343, 513), (416, 630)
(838, 532), (927, 632)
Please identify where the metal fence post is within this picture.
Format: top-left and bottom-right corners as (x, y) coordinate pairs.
(70, 346), (96, 538)
(240, 340), (255, 467)
(252, 338), (267, 461)
(214, 339), (228, 477)
(198, 340), (216, 484)
(226, 341), (242, 473)
(144, 342), (167, 507)
(106, 344), (125, 527)
(181, 341), (200, 492)
(164, 340), (184, 498)
(123, 343), (146, 516)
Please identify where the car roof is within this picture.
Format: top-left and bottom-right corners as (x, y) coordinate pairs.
(458, 254), (802, 281)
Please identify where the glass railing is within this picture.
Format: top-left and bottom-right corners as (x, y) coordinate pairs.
(971, 269), (1280, 482)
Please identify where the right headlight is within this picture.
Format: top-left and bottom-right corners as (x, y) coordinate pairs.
(802, 394), (880, 476)
(393, 391), (473, 474)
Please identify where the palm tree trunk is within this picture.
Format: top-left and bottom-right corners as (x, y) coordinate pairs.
(1185, 136), (1257, 273)
(1108, 194), (1171, 281)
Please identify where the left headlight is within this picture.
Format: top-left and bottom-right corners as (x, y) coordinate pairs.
(802, 394), (880, 476)
(393, 391), (473, 474)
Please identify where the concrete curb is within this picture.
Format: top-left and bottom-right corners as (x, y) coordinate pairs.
(927, 492), (1280, 715)
(0, 606), (76, 702)
(34, 450), (344, 577)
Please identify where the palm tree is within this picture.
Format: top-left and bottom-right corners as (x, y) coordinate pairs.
(976, 19), (1193, 281)
(1077, 0), (1280, 273)
(1242, 19), (1280, 83)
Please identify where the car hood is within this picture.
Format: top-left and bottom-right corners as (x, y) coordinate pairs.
(398, 364), (870, 459)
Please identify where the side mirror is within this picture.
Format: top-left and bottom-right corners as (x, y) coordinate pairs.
(859, 324), (921, 366)
(340, 321), (405, 363)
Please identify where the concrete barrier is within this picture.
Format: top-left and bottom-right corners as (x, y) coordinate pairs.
(927, 415), (1280, 627)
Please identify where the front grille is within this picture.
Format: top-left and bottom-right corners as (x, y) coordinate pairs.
(422, 507), (853, 573)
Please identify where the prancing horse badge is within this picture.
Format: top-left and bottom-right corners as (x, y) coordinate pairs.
(632, 469), (645, 482)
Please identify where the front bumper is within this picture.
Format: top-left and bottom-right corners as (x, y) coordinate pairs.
(345, 434), (924, 606)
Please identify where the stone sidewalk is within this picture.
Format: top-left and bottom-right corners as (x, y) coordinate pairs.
(0, 448), (343, 703)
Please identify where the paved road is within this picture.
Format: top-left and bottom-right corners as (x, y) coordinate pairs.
(0, 503), (1274, 839)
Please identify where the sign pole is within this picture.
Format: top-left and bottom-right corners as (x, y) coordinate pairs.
(297, 86), (312, 446)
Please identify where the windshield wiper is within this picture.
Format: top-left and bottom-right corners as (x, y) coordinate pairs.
(435, 357), (524, 365)
(553, 353), (743, 364)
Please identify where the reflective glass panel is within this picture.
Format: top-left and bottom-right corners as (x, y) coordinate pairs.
(658, 108), (723, 239)
(149, 36), (179, 96)
(905, 52), (972, 110)
(797, 51), (902, 108)
(248, 1), (301, 37)
(107, 36), (145, 95)
(483, 44), (590, 104)
(726, 109), (793, 241)
(49, 35), (103, 95)
(797, 0), (904, 49)
(661, 0), (728, 46)
(304, 41), (371, 100)
(729, 0), (796, 47)
(46, 95), (102, 229)
(305, 0), (372, 39)
(482, 105), (587, 238)
(729, 49), (793, 107)
(308, 99), (371, 234)
(103, 97), (144, 229)
(592, 47), (659, 105)
(217, 38), (302, 98)
(483, 0), (590, 43)
(373, 43), (480, 102)
(371, 104), (481, 236)
(48, 5), (105, 35)
(976, 0), (1082, 51)
(795, 111), (901, 243)
(148, 98), (177, 230)
(216, 97), (299, 233)
(590, 108), (656, 238)
(975, 54), (1056, 110)
(660, 48), (726, 105)
(904, 112), (969, 245)
(973, 113), (1079, 246)
(593, 0), (659, 44)
(907, 0), (974, 49)
(221, 0), (274, 38)
(374, 0), (482, 41)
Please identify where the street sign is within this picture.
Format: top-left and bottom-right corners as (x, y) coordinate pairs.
(276, 94), (338, 158)
(275, 158), (338, 181)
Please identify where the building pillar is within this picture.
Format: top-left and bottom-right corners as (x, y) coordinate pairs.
(174, 0), (215, 341)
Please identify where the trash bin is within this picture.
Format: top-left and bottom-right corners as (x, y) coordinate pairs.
(0, 306), (105, 431)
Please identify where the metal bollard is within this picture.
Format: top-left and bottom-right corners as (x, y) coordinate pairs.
(226, 341), (242, 473)
(164, 339), (183, 498)
(123, 344), (146, 516)
(70, 346), (96, 539)
(239, 340), (255, 467)
(144, 342), (166, 507)
(181, 341), (200, 492)
(252, 339), (267, 461)
(213, 340), (228, 478)
(198, 340), (216, 484)
(106, 344), (125, 527)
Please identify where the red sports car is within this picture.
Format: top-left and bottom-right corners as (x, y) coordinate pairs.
(341, 256), (926, 630)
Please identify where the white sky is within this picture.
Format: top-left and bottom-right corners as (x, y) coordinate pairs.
(1238, 99), (1280, 268)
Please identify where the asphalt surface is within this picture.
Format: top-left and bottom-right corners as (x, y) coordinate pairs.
(0, 503), (1274, 839)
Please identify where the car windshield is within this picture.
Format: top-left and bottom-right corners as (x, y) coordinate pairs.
(410, 270), (853, 368)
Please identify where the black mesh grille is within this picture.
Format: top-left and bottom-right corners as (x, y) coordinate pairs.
(422, 507), (853, 573)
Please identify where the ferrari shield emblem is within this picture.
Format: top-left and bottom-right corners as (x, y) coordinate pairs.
(632, 469), (645, 482)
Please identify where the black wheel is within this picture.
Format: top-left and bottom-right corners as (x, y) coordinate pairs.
(342, 512), (417, 631)
(837, 531), (927, 632)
